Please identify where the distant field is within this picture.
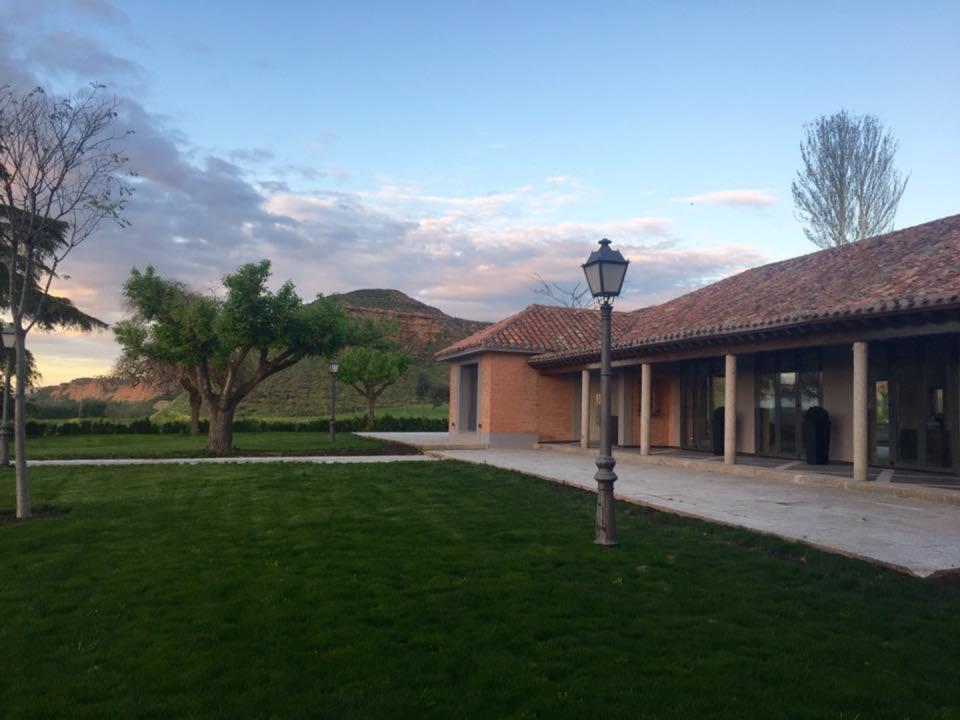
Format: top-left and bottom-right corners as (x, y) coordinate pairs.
(17, 432), (416, 460)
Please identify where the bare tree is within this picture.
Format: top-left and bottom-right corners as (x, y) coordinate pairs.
(0, 84), (132, 518)
(792, 110), (909, 249)
(532, 273), (590, 308)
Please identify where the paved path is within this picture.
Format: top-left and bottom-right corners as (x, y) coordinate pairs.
(436, 448), (960, 578)
(28, 455), (434, 467)
(359, 431), (486, 449)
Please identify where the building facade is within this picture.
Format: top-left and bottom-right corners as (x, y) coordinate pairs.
(437, 215), (960, 481)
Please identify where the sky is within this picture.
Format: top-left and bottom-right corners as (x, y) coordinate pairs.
(2, 0), (959, 384)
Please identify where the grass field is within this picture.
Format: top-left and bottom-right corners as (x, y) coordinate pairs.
(0, 460), (957, 719)
(18, 432), (414, 460)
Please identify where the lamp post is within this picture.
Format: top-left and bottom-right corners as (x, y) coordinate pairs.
(0, 322), (14, 468)
(582, 239), (629, 546)
(329, 357), (340, 443)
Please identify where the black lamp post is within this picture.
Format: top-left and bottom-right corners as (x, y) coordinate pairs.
(0, 323), (13, 468)
(329, 357), (340, 442)
(582, 239), (629, 546)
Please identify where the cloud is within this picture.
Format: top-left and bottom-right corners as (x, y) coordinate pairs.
(4, 0), (769, 383)
(670, 189), (777, 207)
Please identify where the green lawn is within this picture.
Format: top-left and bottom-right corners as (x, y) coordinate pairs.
(19, 432), (415, 460)
(0, 461), (958, 719)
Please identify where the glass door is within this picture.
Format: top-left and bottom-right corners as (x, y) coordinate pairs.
(870, 338), (955, 472)
(681, 359), (723, 451)
(755, 350), (822, 459)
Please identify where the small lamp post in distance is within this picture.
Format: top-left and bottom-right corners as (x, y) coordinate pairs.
(329, 357), (340, 443)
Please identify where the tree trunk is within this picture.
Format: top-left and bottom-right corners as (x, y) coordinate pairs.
(365, 395), (376, 430)
(207, 404), (235, 454)
(188, 389), (202, 437)
(1, 354), (11, 467)
(14, 328), (30, 518)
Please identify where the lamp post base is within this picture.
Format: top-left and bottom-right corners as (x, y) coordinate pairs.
(594, 457), (619, 546)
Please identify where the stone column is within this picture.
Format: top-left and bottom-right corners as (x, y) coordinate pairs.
(853, 341), (869, 481)
(724, 354), (737, 465)
(580, 369), (590, 448)
(640, 362), (652, 455)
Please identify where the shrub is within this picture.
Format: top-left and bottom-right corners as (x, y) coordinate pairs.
(17, 415), (446, 437)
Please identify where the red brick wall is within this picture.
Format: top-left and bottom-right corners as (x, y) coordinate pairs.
(447, 353), (575, 440)
(484, 354), (539, 434)
(537, 373), (575, 441)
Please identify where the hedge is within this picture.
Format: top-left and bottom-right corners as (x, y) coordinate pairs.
(24, 415), (447, 438)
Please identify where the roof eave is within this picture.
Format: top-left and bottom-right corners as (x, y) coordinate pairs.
(528, 301), (960, 368)
(436, 345), (546, 362)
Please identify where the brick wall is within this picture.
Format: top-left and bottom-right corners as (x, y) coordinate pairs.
(447, 353), (575, 440)
(484, 353), (539, 434)
(537, 373), (576, 441)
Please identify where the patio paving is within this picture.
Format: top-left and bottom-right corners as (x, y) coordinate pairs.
(358, 431), (486, 450)
(435, 447), (960, 578)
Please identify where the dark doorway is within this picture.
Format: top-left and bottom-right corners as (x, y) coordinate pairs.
(458, 363), (478, 432)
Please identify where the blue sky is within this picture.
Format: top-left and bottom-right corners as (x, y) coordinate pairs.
(2, 0), (959, 382)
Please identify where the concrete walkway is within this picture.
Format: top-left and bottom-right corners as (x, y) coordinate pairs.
(27, 455), (435, 467)
(359, 431), (486, 450)
(436, 448), (960, 578)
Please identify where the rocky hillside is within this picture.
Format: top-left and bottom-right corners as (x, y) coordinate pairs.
(334, 289), (487, 360)
(38, 290), (488, 417)
(33, 377), (169, 403)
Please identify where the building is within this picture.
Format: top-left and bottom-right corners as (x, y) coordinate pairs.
(436, 214), (960, 482)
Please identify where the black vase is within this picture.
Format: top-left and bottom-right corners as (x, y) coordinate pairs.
(802, 406), (831, 465)
(711, 406), (725, 456)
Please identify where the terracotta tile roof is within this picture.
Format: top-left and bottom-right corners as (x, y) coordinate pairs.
(436, 304), (644, 359)
(530, 213), (960, 366)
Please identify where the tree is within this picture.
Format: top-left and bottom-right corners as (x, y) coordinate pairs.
(414, 368), (449, 408)
(0, 84), (131, 518)
(792, 110), (909, 249)
(429, 383), (449, 407)
(338, 345), (412, 429)
(116, 261), (351, 452)
(113, 280), (205, 436)
(415, 369), (432, 402)
(531, 273), (589, 308)
(113, 353), (203, 436)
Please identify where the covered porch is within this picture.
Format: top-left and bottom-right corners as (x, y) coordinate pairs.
(558, 328), (960, 483)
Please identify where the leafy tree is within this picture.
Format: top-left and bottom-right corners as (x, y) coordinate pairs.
(338, 345), (412, 429)
(415, 369), (433, 402)
(116, 261), (350, 452)
(0, 83), (128, 518)
(792, 110), (909, 248)
(113, 280), (205, 436)
(429, 383), (449, 407)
